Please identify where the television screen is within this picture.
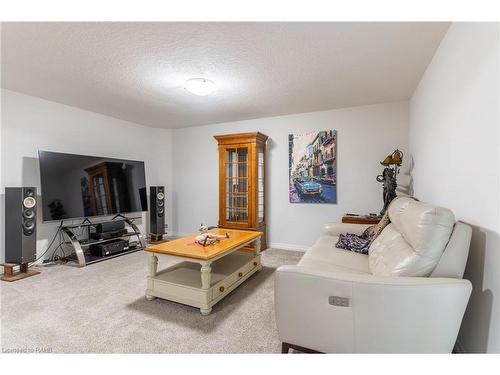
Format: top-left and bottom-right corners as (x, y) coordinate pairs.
(38, 150), (148, 222)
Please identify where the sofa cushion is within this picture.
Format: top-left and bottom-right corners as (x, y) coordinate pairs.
(368, 197), (455, 276)
(300, 235), (370, 274)
(298, 257), (370, 275)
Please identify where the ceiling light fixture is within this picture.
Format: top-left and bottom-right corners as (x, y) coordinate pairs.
(184, 78), (217, 96)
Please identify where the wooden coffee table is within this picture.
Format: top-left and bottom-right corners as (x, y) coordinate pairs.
(145, 228), (263, 315)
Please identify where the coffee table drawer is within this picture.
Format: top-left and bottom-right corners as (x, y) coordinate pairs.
(212, 258), (257, 300)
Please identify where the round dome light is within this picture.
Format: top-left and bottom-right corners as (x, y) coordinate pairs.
(184, 78), (217, 96)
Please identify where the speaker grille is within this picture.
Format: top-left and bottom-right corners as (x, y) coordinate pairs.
(22, 188), (37, 236)
(23, 196), (36, 208)
(23, 208), (35, 219)
(5, 187), (37, 264)
(150, 186), (165, 235)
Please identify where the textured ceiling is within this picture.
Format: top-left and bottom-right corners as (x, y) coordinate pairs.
(1, 22), (449, 129)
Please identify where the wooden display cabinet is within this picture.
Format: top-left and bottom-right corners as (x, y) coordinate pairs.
(214, 132), (268, 250)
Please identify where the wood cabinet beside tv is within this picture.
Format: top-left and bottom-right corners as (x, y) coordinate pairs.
(214, 132), (268, 250)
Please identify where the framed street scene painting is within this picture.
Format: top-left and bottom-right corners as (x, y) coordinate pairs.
(288, 130), (337, 204)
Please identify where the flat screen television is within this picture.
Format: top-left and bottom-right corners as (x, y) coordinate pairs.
(38, 150), (148, 222)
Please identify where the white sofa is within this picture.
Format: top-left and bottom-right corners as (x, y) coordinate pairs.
(275, 197), (472, 353)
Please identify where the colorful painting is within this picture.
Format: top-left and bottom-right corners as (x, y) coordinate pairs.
(288, 130), (337, 203)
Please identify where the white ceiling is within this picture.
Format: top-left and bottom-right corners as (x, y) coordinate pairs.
(1, 22), (449, 129)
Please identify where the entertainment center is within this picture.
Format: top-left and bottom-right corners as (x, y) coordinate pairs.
(61, 214), (146, 267)
(36, 150), (153, 267)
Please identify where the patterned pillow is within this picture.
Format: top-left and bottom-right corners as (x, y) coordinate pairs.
(335, 211), (391, 254)
(368, 210), (391, 245)
(361, 224), (377, 239)
(335, 232), (372, 254)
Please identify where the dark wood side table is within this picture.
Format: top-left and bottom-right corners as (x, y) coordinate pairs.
(342, 215), (381, 225)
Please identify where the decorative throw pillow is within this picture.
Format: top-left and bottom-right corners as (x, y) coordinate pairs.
(335, 211), (391, 254)
(368, 210), (391, 245)
(336, 229), (374, 254)
(361, 224), (377, 239)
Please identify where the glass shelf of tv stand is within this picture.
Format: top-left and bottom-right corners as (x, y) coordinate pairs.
(61, 216), (142, 230)
(61, 215), (146, 267)
(78, 232), (140, 247)
(64, 246), (144, 266)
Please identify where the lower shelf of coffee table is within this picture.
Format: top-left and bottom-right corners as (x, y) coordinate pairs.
(146, 251), (261, 312)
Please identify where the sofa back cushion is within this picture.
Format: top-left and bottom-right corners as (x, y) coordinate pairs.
(368, 197), (455, 276)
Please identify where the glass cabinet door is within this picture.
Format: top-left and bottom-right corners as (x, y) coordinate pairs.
(225, 147), (248, 224)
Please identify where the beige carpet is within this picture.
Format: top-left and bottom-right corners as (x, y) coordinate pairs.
(0, 248), (302, 353)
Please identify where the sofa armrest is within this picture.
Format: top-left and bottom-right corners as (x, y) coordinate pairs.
(275, 265), (472, 353)
(321, 222), (371, 236)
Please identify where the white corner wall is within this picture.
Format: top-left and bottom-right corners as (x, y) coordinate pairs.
(172, 101), (409, 249)
(0, 89), (173, 263)
(410, 23), (500, 353)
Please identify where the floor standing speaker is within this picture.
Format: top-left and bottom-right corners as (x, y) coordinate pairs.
(2, 187), (40, 282)
(150, 186), (166, 242)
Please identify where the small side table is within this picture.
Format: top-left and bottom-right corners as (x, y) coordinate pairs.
(342, 215), (381, 225)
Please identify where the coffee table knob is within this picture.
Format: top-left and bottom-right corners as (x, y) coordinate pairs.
(219, 286), (225, 293)
(253, 262), (258, 266)
(238, 272), (243, 277)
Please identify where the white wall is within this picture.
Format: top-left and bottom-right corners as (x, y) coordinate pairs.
(410, 23), (499, 353)
(0, 89), (173, 263)
(172, 101), (409, 249)
(1, 91), (408, 261)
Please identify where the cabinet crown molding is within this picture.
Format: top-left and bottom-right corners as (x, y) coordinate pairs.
(214, 132), (269, 145)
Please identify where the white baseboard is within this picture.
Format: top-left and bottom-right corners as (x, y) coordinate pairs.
(268, 242), (309, 252)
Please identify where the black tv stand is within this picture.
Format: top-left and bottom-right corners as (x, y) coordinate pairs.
(61, 216), (146, 267)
